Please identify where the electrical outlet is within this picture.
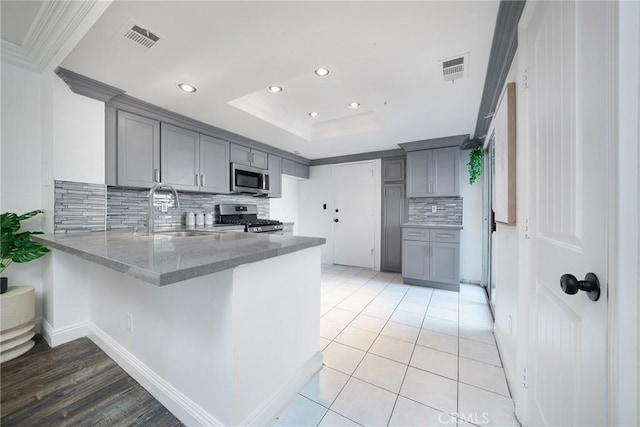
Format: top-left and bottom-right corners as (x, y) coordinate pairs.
(431, 205), (438, 213)
(161, 202), (169, 213)
(126, 314), (133, 333)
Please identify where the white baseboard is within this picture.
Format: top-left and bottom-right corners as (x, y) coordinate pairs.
(87, 323), (224, 427)
(40, 319), (88, 347)
(240, 351), (323, 426)
(37, 320), (320, 427)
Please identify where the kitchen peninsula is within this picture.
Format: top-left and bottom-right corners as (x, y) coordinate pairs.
(34, 230), (325, 426)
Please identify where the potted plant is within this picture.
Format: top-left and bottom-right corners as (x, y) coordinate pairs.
(1, 210), (50, 294)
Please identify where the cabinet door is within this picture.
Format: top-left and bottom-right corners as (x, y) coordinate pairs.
(402, 240), (430, 281)
(117, 111), (160, 188)
(230, 144), (251, 166)
(200, 134), (230, 194)
(267, 154), (282, 198)
(382, 184), (405, 272)
(383, 159), (405, 182)
(161, 123), (200, 192)
(429, 242), (460, 285)
(431, 146), (460, 196)
(250, 149), (268, 169)
(406, 150), (431, 197)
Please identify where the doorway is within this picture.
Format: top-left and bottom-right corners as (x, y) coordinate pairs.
(482, 135), (496, 313)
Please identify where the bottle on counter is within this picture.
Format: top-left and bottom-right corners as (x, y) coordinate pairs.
(196, 212), (205, 227)
(185, 211), (195, 227)
(204, 212), (213, 227)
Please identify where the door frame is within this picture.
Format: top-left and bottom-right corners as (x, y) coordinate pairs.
(515, 1), (634, 424)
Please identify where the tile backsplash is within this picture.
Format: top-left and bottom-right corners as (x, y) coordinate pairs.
(54, 180), (270, 233)
(54, 181), (106, 233)
(107, 187), (270, 230)
(408, 197), (463, 225)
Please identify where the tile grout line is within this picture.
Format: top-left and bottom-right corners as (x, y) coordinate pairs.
(384, 287), (435, 427)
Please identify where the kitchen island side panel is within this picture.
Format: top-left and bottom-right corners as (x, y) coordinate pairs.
(49, 246), (322, 426)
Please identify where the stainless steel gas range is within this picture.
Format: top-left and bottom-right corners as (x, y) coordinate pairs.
(214, 204), (284, 234)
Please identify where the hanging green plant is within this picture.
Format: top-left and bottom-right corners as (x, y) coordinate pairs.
(467, 146), (484, 184)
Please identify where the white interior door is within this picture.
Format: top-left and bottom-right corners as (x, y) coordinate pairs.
(333, 162), (374, 268)
(520, 2), (611, 425)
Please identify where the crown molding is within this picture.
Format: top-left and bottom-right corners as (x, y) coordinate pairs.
(1, 1), (100, 72)
(399, 134), (470, 152)
(55, 67), (125, 102)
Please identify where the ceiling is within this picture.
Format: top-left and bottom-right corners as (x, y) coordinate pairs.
(20, 1), (499, 160)
(0, 1), (44, 45)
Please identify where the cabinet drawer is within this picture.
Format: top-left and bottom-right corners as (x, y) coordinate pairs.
(402, 228), (429, 241)
(429, 229), (460, 243)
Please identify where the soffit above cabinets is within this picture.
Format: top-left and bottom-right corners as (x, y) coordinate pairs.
(60, 1), (499, 159)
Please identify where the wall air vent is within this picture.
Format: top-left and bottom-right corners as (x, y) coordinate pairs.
(116, 19), (161, 51)
(441, 53), (469, 83)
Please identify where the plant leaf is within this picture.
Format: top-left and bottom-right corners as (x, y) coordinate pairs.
(1, 212), (20, 234)
(16, 210), (45, 222)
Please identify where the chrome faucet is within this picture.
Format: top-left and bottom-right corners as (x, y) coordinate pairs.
(148, 183), (180, 235)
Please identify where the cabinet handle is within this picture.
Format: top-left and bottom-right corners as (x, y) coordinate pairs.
(155, 169), (160, 182)
(201, 174), (205, 187)
(196, 174), (199, 185)
(249, 152), (254, 164)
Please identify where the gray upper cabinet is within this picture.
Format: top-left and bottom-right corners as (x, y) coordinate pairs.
(282, 159), (310, 179)
(161, 123), (200, 192)
(267, 154), (282, 198)
(406, 147), (459, 197)
(117, 110), (160, 187)
(431, 147), (460, 197)
(231, 144), (268, 169)
(383, 159), (405, 181)
(200, 135), (230, 194)
(162, 124), (230, 193)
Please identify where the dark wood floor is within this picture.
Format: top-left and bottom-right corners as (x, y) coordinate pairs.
(1, 335), (184, 427)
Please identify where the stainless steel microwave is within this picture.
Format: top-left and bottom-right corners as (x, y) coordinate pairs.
(231, 163), (270, 195)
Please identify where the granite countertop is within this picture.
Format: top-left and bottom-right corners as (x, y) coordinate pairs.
(401, 223), (464, 230)
(34, 231), (325, 287)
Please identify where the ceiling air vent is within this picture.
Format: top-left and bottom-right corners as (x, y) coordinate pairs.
(441, 53), (469, 82)
(116, 19), (161, 51)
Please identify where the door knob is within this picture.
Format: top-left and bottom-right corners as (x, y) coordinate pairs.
(560, 273), (601, 301)
(334, 218), (339, 223)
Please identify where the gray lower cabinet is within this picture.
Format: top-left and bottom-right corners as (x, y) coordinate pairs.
(267, 154), (282, 198)
(406, 146), (460, 197)
(231, 144), (268, 169)
(116, 110), (161, 187)
(282, 159), (310, 179)
(162, 123), (230, 193)
(402, 226), (460, 291)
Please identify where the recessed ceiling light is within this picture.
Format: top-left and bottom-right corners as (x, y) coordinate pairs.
(268, 86), (283, 93)
(314, 68), (330, 77)
(309, 112), (319, 118)
(348, 102), (361, 109)
(178, 83), (197, 93)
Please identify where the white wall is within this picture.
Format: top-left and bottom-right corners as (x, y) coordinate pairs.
(491, 51), (520, 395)
(269, 175), (300, 234)
(0, 62), (46, 321)
(459, 149), (483, 283)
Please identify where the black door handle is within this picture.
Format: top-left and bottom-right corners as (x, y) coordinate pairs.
(560, 272), (600, 301)
(334, 218), (339, 223)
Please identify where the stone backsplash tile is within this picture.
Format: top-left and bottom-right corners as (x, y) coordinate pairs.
(54, 180), (271, 233)
(408, 197), (463, 225)
(54, 180), (106, 233)
(106, 187), (270, 230)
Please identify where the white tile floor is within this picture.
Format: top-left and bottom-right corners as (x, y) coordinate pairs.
(272, 265), (518, 427)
